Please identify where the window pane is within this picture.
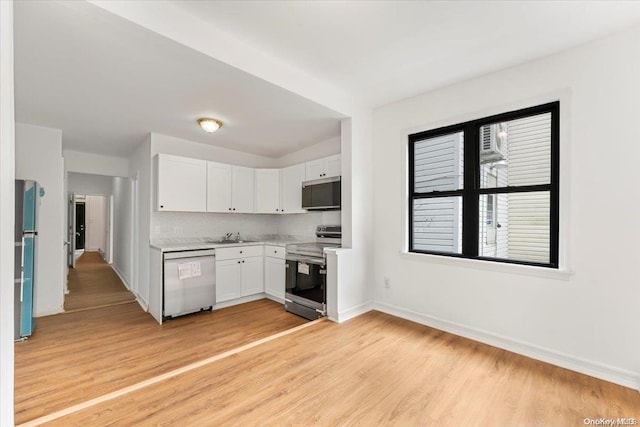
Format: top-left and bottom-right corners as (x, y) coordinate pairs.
(412, 197), (462, 254)
(478, 192), (550, 264)
(480, 112), (551, 188)
(414, 131), (464, 192)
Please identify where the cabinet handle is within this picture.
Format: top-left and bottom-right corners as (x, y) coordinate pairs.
(276, 209), (279, 212)
(160, 205), (164, 208)
(240, 250), (243, 254)
(274, 250), (277, 254)
(228, 208), (231, 211)
(233, 208), (236, 211)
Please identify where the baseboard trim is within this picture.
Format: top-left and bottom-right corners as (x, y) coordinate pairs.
(110, 264), (131, 291)
(335, 301), (374, 323)
(136, 297), (149, 312)
(372, 301), (640, 391)
(213, 294), (266, 311)
(264, 294), (284, 305)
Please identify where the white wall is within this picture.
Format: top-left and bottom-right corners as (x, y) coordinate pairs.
(372, 25), (640, 389)
(129, 136), (151, 305)
(276, 136), (340, 167)
(0, 1), (15, 424)
(112, 177), (133, 287)
(16, 123), (65, 317)
(85, 195), (108, 256)
(68, 172), (113, 196)
(64, 149), (129, 177)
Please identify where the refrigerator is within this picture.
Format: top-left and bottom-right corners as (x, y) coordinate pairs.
(15, 180), (39, 340)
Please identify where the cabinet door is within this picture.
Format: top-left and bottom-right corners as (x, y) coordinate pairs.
(255, 169), (281, 213)
(264, 257), (285, 300)
(325, 154), (341, 178)
(215, 259), (242, 302)
(232, 166), (255, 213)
(241, 256), (264, 296)
(305, 158), (325, 181)
(280, 164), (306, 214)
(207, 162), (232, 213)
(157, 154), (207, 212)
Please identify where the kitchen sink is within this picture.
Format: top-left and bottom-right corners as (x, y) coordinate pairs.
(206, 239), (258, 244)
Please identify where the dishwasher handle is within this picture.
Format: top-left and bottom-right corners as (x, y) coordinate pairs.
(164, 249), (215, 260)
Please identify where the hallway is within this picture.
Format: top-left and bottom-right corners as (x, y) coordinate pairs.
(64, 251), (135, 311)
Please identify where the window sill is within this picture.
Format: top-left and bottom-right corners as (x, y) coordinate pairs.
(399, 251), (573, 281)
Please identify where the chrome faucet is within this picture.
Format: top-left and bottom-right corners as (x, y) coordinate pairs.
(224, 232), (234, 241)
(235, 232), (241, 241)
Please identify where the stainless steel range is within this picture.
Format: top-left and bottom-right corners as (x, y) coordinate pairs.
(285, 225), (341, 320)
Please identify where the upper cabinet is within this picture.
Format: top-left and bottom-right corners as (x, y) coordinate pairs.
(155, 153), (340, 214)
(255, 169), (281, 214)
(281, 163), (306, 214)
(156, 154), (207, 212)
(207, 162), (255, 213)
(305, 154), (341, 180)
(232, 166), (255, 213)
(206, 162), (232, 212)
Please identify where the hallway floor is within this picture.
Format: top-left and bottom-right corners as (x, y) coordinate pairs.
(64, 251), (136, 311)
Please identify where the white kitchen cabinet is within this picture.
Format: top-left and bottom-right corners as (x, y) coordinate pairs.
(206, 162), (232, 213)
(156, 154), (207, 212)
(255, 169), (281, 213)
(207, 163), (255, 213)
(215, 245), (264, 303)
(280, 163), (306, 214)
(264, 245), (285, 301)
(305, 154), (341, 180)
(232, 166), (255, 213)
(241, 256), (264, 296)
(215, 259), (242, 302)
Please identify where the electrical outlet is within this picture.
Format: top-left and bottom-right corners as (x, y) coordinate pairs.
(384, 277), (390, 288)
(173, 226), (183, 235)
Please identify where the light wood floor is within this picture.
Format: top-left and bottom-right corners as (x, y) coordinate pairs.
(14, 299), (307, 425)
(30, 311), (640, 426)
(64, 251), (135, 311)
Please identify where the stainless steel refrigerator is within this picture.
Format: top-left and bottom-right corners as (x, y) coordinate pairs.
(15, 180), (39, 340)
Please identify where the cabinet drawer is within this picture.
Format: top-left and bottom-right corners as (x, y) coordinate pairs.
(265, 245), (285, 259)
(215, 245), (264, 261)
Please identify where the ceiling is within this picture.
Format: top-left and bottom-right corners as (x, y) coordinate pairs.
(173, 1), (640, 107)
(14, 1), (640, 158)
(13, 1), (343, 158)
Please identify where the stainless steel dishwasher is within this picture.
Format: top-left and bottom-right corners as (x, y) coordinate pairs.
(163, 249), (215, 319)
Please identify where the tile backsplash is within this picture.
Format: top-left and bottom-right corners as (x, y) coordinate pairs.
(151, 210), (341, 243)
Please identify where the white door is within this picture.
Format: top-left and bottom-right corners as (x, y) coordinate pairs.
(68, 193), (75, 268)
(264, 257), (285, 300)
(207, 161), (232, 213)
(305, 158), (325, 180)
(215, 259), (242, 302)
(232, 166), (255, 213)
(255, 169), (280, 213)
(280, 164), (306, 214)
(241, 256), (264, 296)
(325, 154), (341, 178)
(157, 154), (207, 212)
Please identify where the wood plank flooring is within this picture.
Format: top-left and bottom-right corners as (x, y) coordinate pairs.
(14, 299), (306, 425)
(64, 251), (135, 311)
(38, 311), (640, 426)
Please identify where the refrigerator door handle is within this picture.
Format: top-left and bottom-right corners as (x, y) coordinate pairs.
(20, 237), (25, 302)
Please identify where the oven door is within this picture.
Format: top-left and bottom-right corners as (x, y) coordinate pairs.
(285, 254), (326, 313)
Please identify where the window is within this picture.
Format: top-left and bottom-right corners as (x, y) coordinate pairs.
(408, 102), (559, 268)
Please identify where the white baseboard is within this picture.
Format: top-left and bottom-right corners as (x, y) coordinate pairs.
(333, 300), (374, 323)
(110, 264), (131, 291)
(35, 306), (65, 317)
(213, 294), (266, 310)
(264, 294), (284, 305)
(136, 297), (149, 312)
(373, 301), (640, 391)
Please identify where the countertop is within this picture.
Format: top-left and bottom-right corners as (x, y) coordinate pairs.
(150, 239), (305, 253)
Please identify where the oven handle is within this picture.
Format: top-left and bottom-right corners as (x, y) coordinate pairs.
(285, 254), (326, 266)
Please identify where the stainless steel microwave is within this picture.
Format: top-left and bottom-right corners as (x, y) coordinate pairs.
(301, 176), (341, 210)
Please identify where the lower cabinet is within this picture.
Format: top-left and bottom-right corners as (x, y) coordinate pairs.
(215, 245), (265, 303)
(264, 245), (286, 300)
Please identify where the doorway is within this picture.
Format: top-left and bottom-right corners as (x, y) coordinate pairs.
(75, 201), (85, 251)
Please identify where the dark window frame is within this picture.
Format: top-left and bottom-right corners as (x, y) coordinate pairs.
(408, 101), (560, 268)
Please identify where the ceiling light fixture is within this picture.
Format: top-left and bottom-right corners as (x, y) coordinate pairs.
(198, 118), (222, 133)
